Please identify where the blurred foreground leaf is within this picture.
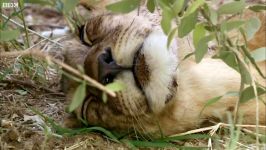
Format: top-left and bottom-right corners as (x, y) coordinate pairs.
(68, 81), (86, 112)
(218, 0), (245, 15)
(106, 0), (141, 13)
(240, 86), (266, 103)
(0, 29), (20, 42)
(251, 47), (266, 62)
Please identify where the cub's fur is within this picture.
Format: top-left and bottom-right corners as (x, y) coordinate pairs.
(62, 2), (266, 136)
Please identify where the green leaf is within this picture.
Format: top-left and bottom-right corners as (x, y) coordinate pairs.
(249, 4), (266, 12)
(195, 34), (214, 63)
(102, 81), (125, 103)
(15, 89), (28, 96)
(88, 127), (119, 142)
(102, 93), (108, 103)
(105, 81), (125, 92)
(217, 50), (239, 71)
(251, 47), (266, 62)
(218, 0), (245, 15)
(245, 17), (261, 40)
(239, 61), (252, 84)
(209, 8), (218, 25)
(240, 46), (266, 79)
(172, 0), (184, 15)
(24, 0), (52, 5)
(68, 81), (86, 112)
(129, 140), (176, 148)
(62, 0), (79, 13)
(184, 0), (205, 16)
(106, 0), (141, 13)
(167, 27), (178, 48)
(220, 20), (245, 32)
(200, 91), (239, 115)
(161, 7), (174, 34)
(193, 23), (206, 47)
(0, 30), (20, 42)
(147, 0), (155, 13)
(240, 86), (266, 103)
(178, 10), (198, 38)
(163, 134), (210, 141)
(200, 96), (223, 115)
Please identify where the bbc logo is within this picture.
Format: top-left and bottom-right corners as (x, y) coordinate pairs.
(2, 2), (18, 8)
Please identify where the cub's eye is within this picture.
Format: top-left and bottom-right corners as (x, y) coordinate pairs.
(79, 24), (92, 46)
(103, 74), (115, 84)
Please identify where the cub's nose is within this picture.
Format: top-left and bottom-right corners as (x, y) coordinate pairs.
(98, 47), (128, 84)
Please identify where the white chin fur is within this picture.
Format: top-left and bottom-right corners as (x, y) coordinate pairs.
(141, 30), (178, 114)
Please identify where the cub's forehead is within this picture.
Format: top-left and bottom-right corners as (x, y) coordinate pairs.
(101, 14), (153, 67)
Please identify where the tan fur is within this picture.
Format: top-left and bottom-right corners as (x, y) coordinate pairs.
(63, 2), (266, 136)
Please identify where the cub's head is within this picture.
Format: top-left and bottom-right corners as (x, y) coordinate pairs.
(63, 12), (178, 134)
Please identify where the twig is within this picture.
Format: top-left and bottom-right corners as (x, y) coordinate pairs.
(169, 123), (266, 137)
(0, 50), (116, 97)
(0, 78), (64, 96)
(0, 14), (63, 47)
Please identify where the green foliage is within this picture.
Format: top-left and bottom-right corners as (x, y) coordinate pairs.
(193, 24), (206, 47)
(248, 4), (266, 12)
(172, 0), (184, 15)
(106, 0), (141, 13)
(161, 7), (174, 34)
(240, 86), (266, 103)
(147, 0), (155, 13)
(220, 20), (245, 32)
(217, 0), (245, 15)
(245, 17), (261, 40)
(68, 81), (86, 112)
(200, 91), (239, 115)
(251, 47), (266, 62)
(178, 10), (198, 38)
(167, 27), (178, 48)
(102, 81), (125, 103)
(61, 0), (79, 14)
(24, 0), (53, 5)
(0, 29), (20, 41)
(215, 50), (239, 71)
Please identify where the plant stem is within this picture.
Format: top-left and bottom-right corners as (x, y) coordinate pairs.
(18, 0), (30, 48)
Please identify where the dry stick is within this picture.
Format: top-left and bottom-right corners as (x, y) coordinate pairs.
(0, 50), (116, 97)
(0, 78), (64, 95)
(169, 123), (266, 137)
(1, 14), (63, 47)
